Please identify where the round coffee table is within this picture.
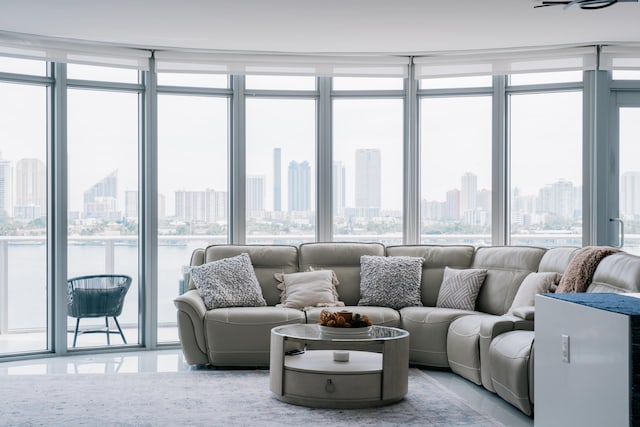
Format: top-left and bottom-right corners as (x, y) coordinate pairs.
(269, 324), (409, 408)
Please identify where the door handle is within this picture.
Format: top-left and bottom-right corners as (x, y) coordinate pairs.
(610, 218), (624, 249)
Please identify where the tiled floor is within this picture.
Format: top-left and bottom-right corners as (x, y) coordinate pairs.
(0, 348), (533, 426)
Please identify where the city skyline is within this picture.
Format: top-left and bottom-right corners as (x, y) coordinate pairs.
(1, 153), (639, 227)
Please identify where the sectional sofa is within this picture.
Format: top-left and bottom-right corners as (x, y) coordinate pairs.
(174, 242), (640, 416)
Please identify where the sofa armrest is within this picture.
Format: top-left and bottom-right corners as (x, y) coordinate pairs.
(478, 314), (523, 392)
(511, 306), (535, 322)
(174, 289), (209, 364)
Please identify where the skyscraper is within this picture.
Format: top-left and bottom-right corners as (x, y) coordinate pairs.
(0, 154), (12, 217)
(14, 158), (46, 219)
(332, 161), (346, 216)
(460, 172), (477, 214)
(125, 190), (138, 219)
(445, 189), (460, 220)
(355, 149), (381, 215)
(83, 170), (118, 219)
(273, 148), (281, 212)
(247, 175), (265, 213)
(175, 189), (227, 222)
(288, 160), (310, 212)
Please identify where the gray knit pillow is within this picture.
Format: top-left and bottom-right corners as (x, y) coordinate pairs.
(358, 255), (424, 310)
(436, 267), (487, 311)
(190, 253), (267, 310)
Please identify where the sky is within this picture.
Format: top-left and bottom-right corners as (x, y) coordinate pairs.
(1, 60), (640, 216)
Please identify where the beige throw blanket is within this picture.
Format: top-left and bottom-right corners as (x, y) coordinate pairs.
(555, 246), (620, 293)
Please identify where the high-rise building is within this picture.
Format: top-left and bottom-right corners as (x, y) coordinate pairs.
(175, 189), (227, 222)
(460, 172), (477, 214)
(247, 175), (265, 213)
(83, 170), (118, 219)
(125, 190), (138, 219)
(445, 189), (460, 220)
(288, 160), (310, 212)
(14, 158), (45, 220)
(0, 154), (12, 218)
(622, 171), (640, 219)
(539, 179), (578, 219)
(355, 149), (381, 216)
(273, 148), (281, 212)
(333, 161), (346, 216)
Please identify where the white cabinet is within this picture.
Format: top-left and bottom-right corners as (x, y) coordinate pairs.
(535, 293), (640, 427)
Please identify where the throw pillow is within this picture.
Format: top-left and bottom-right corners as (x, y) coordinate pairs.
(436, 267), (487, 311)
(507, 272), (561, 314)
(273, 270), (344, 310)
(190, 253), (267, 310)
(358, 255), (424, 310)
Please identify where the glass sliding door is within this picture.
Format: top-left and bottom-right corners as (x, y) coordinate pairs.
(610, 92), (640, 254)
(67, 83), (140, 349)
(0, 75), (49, 355)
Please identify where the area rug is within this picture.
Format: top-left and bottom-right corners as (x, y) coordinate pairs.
(0, 368), (504, 426)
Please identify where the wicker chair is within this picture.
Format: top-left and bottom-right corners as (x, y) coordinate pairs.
(67, 274), (132, 347)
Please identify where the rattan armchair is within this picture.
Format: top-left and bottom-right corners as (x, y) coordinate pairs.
(67, 274), (132, 347)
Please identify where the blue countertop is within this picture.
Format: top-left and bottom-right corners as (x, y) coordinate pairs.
(546, 293), (640, 316)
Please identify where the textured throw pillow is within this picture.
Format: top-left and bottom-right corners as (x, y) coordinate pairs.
(190, 253), (267, 310)
(358, 255), (424, 310)
(507, 272), (561, 314)
(436, 267), (487, 311)
(274, 270), (344, 310)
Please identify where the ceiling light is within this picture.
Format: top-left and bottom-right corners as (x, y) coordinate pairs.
(535, 0), (638, 9)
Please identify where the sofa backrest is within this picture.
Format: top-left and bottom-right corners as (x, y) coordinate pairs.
(385, 245), (475, 306)
(588, 252), (640, 293)
(298, 242), (385, 306)
(471, 246), (547, 315)
(189, 244), (299, 306)
(537, 246), (578, 274)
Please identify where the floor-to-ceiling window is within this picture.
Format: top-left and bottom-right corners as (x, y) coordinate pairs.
(419, 76), (493, 245)
(508, 71), (583, 247)
(332, 77), (404, 244)
(156, 72), (230, 343)
(0, 57), (49, 355)
(245, 75), (317, 245)
(66, 64), (141, 349)
(2, 43), (638, 360)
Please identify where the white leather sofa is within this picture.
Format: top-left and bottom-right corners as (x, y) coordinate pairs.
(174, 242), (640, 416)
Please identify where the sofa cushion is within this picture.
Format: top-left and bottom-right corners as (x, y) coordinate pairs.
(190, 253), (267, 310)
(274, 270), (344, 309)
(436, 267), (487, 311)
(358, 255), (424, 310)
(471, 246), (546, 315)
(507, 272), (561, 313)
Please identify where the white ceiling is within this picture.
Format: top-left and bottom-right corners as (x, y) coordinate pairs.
(1, 0), (640, 55)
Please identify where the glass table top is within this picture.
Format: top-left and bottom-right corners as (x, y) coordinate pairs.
(272, 323), (409, 342)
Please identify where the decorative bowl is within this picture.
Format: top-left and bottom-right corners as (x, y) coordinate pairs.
(318, 325), (373, 338)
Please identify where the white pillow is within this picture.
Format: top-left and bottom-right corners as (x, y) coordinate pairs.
(436, 267), (487, 311)
(274, 270), (344, 310)
(190, 253), (267, 310)
(508, 272), (561, 313)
